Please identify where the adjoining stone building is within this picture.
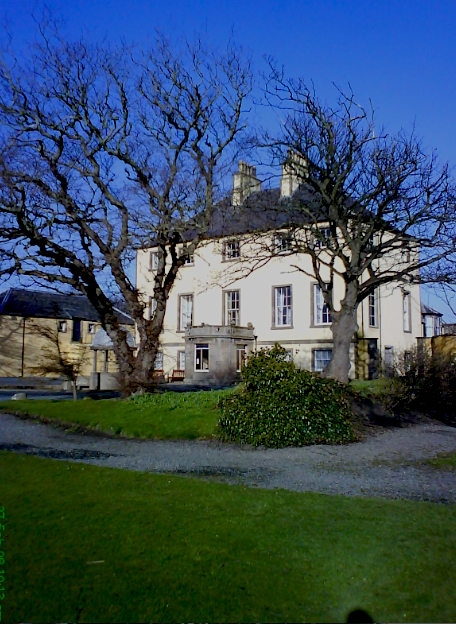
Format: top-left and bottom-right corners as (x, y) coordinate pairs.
(0, 288), (134, 382)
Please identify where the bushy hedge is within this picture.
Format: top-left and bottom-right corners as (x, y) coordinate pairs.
(383, 347), (456, 424)
(218, 345), (356, 447)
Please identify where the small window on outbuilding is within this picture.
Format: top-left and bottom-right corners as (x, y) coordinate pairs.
(195, 343), (209, 371)
(58, 320), (67, 333)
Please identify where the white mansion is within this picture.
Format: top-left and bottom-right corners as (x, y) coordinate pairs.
(136, 161), (424, 384)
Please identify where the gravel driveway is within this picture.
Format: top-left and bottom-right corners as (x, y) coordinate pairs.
(1, 411), (456, 503)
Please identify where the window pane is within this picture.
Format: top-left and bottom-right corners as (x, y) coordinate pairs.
(275, 286), (292, 326)
(236, 345), (247, 371)
(72, 319), (82, 342)
(315, 285), (331, 324)
(403, 294), (411, 332)
(225, 240), (240, 259)
(226, 291), (240, 325)
(178, 351), (186, 370)
(154, 352), (163, 370)
(180, 295), (193, 329)
(314, 349), (332, 372)
(369, 291), (377, 327)
(149, 297), (157, 320)
(150, 252), (159, 270)
(195, 344), (209, 371)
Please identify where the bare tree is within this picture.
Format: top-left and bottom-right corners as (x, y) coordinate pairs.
(232, 70), (454, 383)
(30, 322), (88, 401)
(0, 29), (252, 393)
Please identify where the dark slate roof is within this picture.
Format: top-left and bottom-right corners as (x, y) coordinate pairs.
(421, 303), (443, 317)
(0, 288), (134, 325)
(174, 184), (330, 244)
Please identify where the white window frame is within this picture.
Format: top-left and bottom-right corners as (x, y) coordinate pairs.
(368, 290), (378, 328)
(313, 349), (332, 372)
(179, 294), (193, 331)
(195, 343), (209, 372)
(88, 323), (96, 335)
(150, 251), (159, 271)
(223, 240), (240, 260)
(314, 284), (331, 325)
(274, 286), (292, 328)
(403, 292), (412, 333)
(58, 320), (67, 333)
(225, 290), (240, 326)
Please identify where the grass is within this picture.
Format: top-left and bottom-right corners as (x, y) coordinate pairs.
(2, 452), (456, 623)
(427, 452), (456, 471)
(349, 378), (389, 398)
(0, 389), (235, 439)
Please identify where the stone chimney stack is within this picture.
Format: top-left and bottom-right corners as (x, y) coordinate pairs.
(232, 161), (262, 206)
(280, 150), (308, 198)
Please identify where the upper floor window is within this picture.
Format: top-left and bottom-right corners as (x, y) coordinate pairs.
(314, 284), (331, 325)
(223, 240), (240, 260)
(369, 290), (378, 327)
(274, 234), (292, 253)
(180, 247), (194, 265)
(403, 292), (411, 333)
(150, 251), (159, 271)
(274, 286), (292, 327)
(225, 290), (240, 326)
(315, 228), (332, 249)
(401, 244), (411, 264)
(179, 294), (193, 331)
(149, 297), (157, 320)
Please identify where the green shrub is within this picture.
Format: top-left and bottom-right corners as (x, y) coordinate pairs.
(217, 344), (356, 447)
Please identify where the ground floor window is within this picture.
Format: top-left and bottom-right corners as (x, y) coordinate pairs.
(313, 349), (332, 372)
(236, 345), (247, 372)
(154, 351), (163, 370)
(178, 350), (186, 371)
(195, 343), (209, 371)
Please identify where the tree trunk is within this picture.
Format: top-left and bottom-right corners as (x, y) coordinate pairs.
(323, 282), (359, 384)
(71, 380), (78, 401)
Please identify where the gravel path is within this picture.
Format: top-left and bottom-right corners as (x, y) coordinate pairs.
(1, 411), (456, 503)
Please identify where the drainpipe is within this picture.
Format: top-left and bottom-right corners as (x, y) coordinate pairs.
(21, 316), (27, 377)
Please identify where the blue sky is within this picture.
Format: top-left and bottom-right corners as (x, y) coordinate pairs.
(3, 0), (456, 318)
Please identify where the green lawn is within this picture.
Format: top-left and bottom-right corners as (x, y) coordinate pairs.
(1, 452), (456, 623)
(349, 378), (389, 398)
(0, 389), (234, 439)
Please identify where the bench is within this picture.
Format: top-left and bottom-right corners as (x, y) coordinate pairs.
(170, 369), (185, 382)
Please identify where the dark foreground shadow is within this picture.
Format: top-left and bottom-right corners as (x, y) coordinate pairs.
(347, 608), (374, 623)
